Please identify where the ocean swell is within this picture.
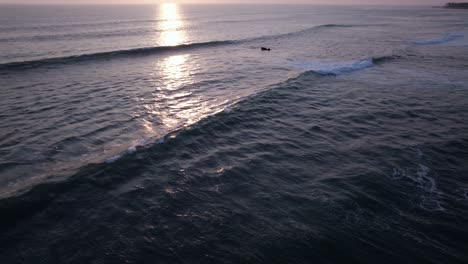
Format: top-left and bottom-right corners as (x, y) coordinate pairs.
(0, 24), (356, 71)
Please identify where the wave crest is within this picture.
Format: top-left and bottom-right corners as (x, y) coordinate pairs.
(0, 40), (234, 71)
(411, 33), (464, 45)
(289, 55), (399, 75)
(290, 58), (372, 75)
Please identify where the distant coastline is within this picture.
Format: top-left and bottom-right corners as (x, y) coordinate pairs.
(444, 2), (468, 9)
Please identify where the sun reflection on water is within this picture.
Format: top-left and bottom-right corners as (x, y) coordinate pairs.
(162, 54), (190, 91)
(158, 3), (186, 46)
(140, 3), (224, 133)
(156, 53), (195, 127)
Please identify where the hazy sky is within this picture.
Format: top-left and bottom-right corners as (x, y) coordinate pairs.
(0, 0), (462, 5)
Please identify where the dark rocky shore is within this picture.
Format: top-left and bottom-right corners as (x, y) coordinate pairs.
(444, 2), (468, 9)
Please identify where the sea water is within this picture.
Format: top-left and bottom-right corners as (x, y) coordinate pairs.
(1, 4), (468, 263)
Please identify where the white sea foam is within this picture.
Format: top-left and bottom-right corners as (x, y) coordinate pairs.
(105, 147), (138, 164)
(391, 163), (443, 211)
(411, 33), (464, 45)
(290, 59), (374, 75)
(394, 164), (435, 192)
(105, 137), (165, 164)
(415, 164), (436, 192)
(106, 155), (122, 164)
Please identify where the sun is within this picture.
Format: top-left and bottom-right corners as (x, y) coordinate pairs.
(161, 3), (178, 21)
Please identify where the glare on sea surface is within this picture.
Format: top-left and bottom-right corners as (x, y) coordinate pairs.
(161, 54), (190, 91)
(157, 3), (186, 46)
(144, 3), (216, 131)
(150, 53), (196, 128)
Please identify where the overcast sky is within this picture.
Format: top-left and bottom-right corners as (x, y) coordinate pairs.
(0, 0), (461, 5)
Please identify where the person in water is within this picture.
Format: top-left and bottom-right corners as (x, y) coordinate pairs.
(261, 47), (271, 51)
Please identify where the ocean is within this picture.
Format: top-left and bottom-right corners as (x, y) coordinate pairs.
(1, 4), (468, 263)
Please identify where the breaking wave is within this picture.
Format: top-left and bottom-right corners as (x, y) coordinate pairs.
(411, 33), (464, 45)
(289, 56), (398, 75)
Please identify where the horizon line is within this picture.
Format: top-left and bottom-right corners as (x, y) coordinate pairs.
(0, 2), (444, 6)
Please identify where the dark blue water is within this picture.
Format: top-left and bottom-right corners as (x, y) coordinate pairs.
(1, 4), (468, 263)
